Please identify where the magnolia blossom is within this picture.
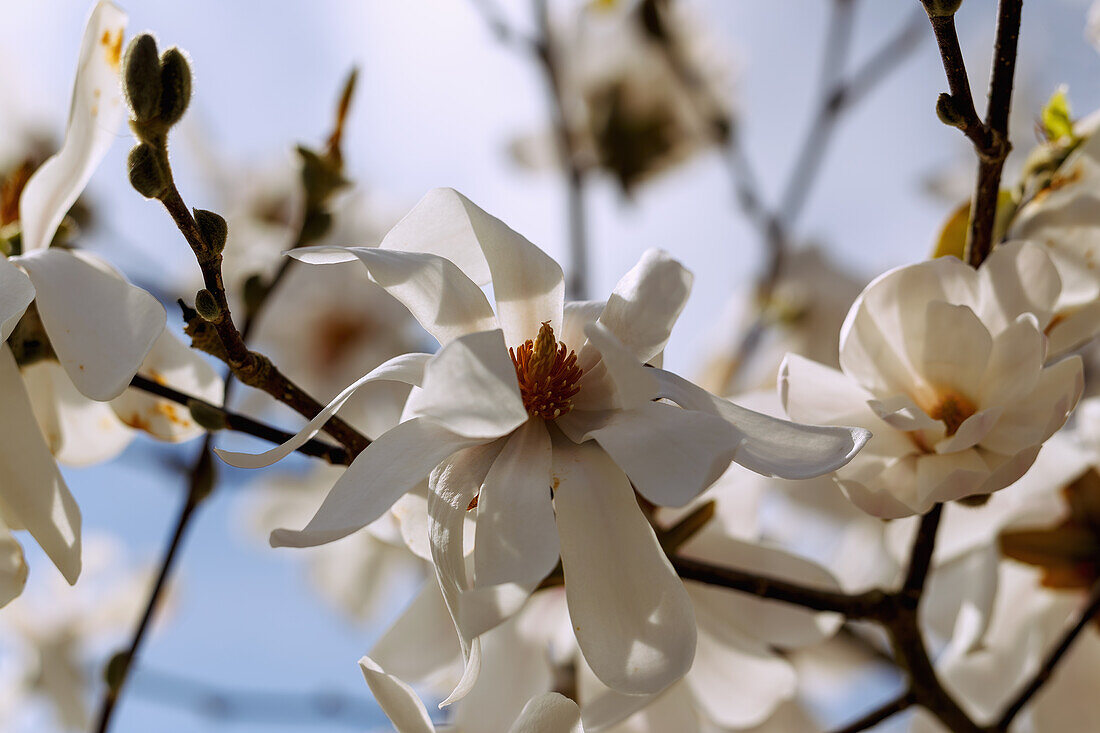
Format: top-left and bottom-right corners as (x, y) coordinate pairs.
(511, 0), (732, 193)
(0, 536), (151, 732)
(219, 188), (866, 699)
(1008, 110), (1100, 357)
(0, 1), (168, 591)
(782, 241), (1084, 518)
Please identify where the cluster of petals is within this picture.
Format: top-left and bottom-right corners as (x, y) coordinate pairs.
(1, 1), (216, 601)
(782, 241), (1085, 518)
(219, 187), (867, 701)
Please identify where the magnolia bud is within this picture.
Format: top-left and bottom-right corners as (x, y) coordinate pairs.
(187, 399), (227, 432)
(194, 288), (222, 322)
(104, 651), (130, 694)
(922, 0), (963, 16)
(935, 93), (965, 129)
(158, 48), (192, 126)
(123, 34), (162, 122)
(193, 209), (228, 254)
(127, 143), (169, 199)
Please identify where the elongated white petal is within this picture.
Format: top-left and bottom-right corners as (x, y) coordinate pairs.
(0, 346), (81, 583)
(509, 693), (583, 733)
(659, 367), (870, 478)
(270, 418), (484, 548)
(0, 519), (28, 608)
(553, 436), (696, 694)
(18, 1), (127, 252)
(428, 442), (506, 705)
(110, 330), (223, 442)
(918, 301), (991, 397)
(979, 314), (1043, 408)
(16, 249), (164, 401)
(975, 240), (1061, 332)
(369, 580), (462, 681)
(358, 657), (436, 733)
(560, 300), (605, 353)
(598, 249), (692, 364)
(405, 330), (528, 439)
(21, 360), (132, 466)
(290, 246), (498, 346)
(380, 188), (564, 346)
(0, 256), (35, 342)
(474, 419), (557, 587)
(557, 401), (741, 507)
(979, 356), (1083, 456)
(216, 352), (430, 469)
(573, 321), (657, 411)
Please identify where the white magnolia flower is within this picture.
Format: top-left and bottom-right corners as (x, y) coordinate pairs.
(1008, 112), (1100, 358)
(0, 535), (152, 732)
(782, 241), (1084, 518)
(218, 188), (867, 699)
(512, 0), (733, 193)
(0, 1), (166, 590)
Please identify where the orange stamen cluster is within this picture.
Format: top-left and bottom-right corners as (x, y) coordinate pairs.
(510, 321), (583, 420)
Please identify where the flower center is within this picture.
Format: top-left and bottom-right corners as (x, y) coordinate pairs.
(925, 390), (976, 437)
(510, 321), (583, 420)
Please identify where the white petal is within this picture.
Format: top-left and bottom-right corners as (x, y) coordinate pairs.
(0, 346), (81, 583)
(658, 366), (870, 479)
(557, 401), (741, 507)
(290, 245), (498, 347)
(934, 407), (1001, 454)
(110, 330), (223, 442)
(685, 533), (843, 648)
(21, 360), (132, 466)
(0, 256), (34, 342)
(474, 419), (557, 587)
(427, 441), (506, 705)
(597, 249), (692, 364)
(685, 624), (797, 729)
(572, 321), (658, 411)
(975, 240), (1061, 332)
(779, 353), (878, 425)
(979, 355), (1083, 456)
(16, 249), (164, 400)
(918, 301), (991, 398)
(369, 579), (462, 682)
(270, 418), (484, 548)
(979, 314), (1043, 408)
(559, 300), (605, 353)
(358, 657), (436, 733)
(216, 352), (430, 469)
(18, 1), (127, 252)
(509, 693), (582, 733)
(0, 519), (28, 608)
(552, 436), (696, 694)
(1048, 299), (1100, 360)
(380, 188), (564, 346)
(405, 330), (528, 439)
(866, 394), (941, 432)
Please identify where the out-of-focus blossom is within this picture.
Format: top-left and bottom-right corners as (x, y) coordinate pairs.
(244, 464), (425, 622)
(512, 0), (733, 193)
(0, 535), (152, 732)
(219, 188), (867, 700)
(908, 562), (1100, 733)
(782, 242), (1084, 518)
(0, 1), (168, 591)
(697, 246), (865, 396)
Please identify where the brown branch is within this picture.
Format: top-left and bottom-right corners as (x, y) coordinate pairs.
(900, 503), (943, 607)
(672, 555), (886, 619)
(924, 13), (989, 149)
(826, 691), (915, 733)
(995, 580), (1100, 729)
(129, 374), (349, 465)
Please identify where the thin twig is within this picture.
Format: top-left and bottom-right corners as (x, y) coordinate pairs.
(996, 580), (1100, 729)
(900, 503), (943, 607)
(128, 374), (349, 465)
(826, 690), (915, 733)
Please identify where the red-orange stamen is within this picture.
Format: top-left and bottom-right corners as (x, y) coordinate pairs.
(510, 321), (583, 420)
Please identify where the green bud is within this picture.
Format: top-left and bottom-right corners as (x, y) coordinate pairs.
(922, 0), (963, 16)
(104, 651), (131, 694)
(158, 48), (192, 126)
(123, 34), (162, 122)
(194, 288), (222, 322)
(190, 447), (217, 504)
(296, 145), (349, 208)
(935, 93), (965, 129)
(127, 143), (169, 199)
(187, 399), (227, 432)
(193, 208), (228, 254)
